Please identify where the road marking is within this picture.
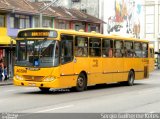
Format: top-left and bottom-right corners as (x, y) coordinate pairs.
(37, 105), (74, 113)
(4, 89), (16, 92)
(150, 111), (156, 113)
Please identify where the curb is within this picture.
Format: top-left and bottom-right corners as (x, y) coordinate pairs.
(0, 80), (13, 86)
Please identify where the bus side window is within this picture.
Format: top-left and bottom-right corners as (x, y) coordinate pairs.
(75, 36), (88, 57)
(124, 41), (133, 57)
(102, 39), (113, 57)
(142, 43), (148, 58)
(89, 38), (101, 57)
(61, 35), (73, 64)
(134, 42), (142, 58)
(114, 40), (123, 57)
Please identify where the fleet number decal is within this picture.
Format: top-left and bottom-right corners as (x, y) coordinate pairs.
(16, 69), (27, 73)
(93, 59), (98, 67)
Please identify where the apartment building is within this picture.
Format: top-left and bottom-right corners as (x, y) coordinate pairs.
(144, 0), (160, 52)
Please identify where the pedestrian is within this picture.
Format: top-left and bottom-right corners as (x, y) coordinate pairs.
(4, 66), (8, 81)
(0, 65), (3, 81)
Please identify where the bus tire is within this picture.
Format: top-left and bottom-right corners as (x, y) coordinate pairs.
(39, 87), (50, 92)
(127, 70), (135, 86)
(74, 73), (87, 92)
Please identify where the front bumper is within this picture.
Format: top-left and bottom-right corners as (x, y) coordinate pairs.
(13, 78), (60, 88)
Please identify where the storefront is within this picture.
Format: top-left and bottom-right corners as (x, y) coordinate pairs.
(0, 36), (16, 78)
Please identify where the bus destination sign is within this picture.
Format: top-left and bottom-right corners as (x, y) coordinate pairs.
(18, 30), (58, 38)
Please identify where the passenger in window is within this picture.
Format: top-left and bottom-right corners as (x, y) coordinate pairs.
(76, 47), (87, 57)
(125, 50), (130, 57)
(108, 48), (113, 57)
(114, 49), (119, 57)
(142, 51), (147, 58)
(90, 48), (95, 56)
(77, 47), (83, 56)
(83, 48), (87, 56)
(115, 49), (122, 57)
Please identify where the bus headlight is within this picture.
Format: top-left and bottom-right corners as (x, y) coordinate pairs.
(15, 75), (24, 81)
(43, 77), (56, 82)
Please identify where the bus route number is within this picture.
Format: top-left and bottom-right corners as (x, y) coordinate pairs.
(93, 59), (98, 67)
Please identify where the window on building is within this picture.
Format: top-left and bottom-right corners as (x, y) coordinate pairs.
(20, 19), (25, 29)
(89, 38), (101, 57)
(72, 0), (80, 2)
(43, 17), (52, 28)
(146, 6), (155, 15)
(10, 17), (14, 28)
(15, 16), (19, 28)
(102, 39), (113, 57)
(75, 36), (88, 57)
(34, 17), (39, 27)
(0, 15), (5, 27)
(90, 26), (96, 32)
(56, 20), (69, 29)
(75, 24), (80, 31)
(10, 15), (30, 29)
(59, 22), (65, 29)
(88, 24), (100, 33)
(74, 23), (85, 31)
(145, 6), (155, 37)
(81, 9), (87, 13)
(26, 19), (30, 28)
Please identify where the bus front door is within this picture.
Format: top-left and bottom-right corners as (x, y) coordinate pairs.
(60, 35), (75, 88)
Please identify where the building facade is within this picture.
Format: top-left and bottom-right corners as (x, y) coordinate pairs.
(29, 0), (101, 32)
(29, 0), (100, 18)
(144, 0), (160, 52)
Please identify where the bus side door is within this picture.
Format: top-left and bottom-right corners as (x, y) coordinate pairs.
(112, 40), (124, 82)
(88, 38), (103, 85)
(60, 35), (75, 87)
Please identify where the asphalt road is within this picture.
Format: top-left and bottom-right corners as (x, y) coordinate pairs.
(0, 70), (160, 118)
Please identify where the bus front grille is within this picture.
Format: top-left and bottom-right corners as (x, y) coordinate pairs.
(23, 76), (44, 82)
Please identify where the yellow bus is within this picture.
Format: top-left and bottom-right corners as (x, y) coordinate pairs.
(149, 45), (155, 72)
(14, 28), (149, 92)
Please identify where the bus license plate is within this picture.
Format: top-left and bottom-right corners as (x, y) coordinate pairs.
(28, 83), (36, 86)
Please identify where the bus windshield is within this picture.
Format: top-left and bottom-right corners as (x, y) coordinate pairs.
(16, 40), (59, 67)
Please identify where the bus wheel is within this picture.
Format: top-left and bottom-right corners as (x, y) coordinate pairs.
(75, 73), (87, 92)
(39, 87), (50, 92)
(127, 71), (135, 86)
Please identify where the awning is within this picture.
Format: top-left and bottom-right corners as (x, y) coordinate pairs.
(0, 36), (16, 45)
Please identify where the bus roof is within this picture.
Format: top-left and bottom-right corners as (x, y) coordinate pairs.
(18, 28), (149, 43)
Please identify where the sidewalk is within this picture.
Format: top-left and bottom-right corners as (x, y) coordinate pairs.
(0, 79), (13, 86)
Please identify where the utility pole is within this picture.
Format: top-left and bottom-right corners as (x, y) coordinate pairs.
(39, 0), (59, 27)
